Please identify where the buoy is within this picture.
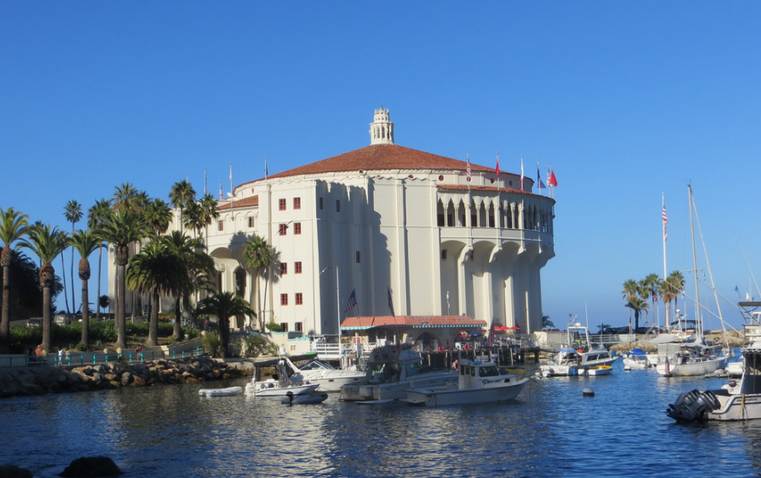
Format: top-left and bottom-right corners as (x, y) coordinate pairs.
(582, 387), (595, 397)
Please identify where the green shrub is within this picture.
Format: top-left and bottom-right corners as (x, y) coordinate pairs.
(265, 321), (283, 332)
(242, 335), (279, 358)
(202, 331), (222, 357)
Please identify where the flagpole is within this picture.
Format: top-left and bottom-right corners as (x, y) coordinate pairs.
(336, 265), (341, 337)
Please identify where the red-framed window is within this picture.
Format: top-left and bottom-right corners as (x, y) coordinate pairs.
(279, 224), (287, 235)
(294, 222), (302, 235)
(295, 292), (303, 305)
(280, 293), (288, 306)
(293, 197), (301, 209)
(278, 198), (286, 211)
(217, 220), (224, 231)
(279, 262), (287, 275)
(295, 261), (302, 274)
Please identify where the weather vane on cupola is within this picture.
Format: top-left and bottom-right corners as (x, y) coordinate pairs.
(369, 107), (394, 145)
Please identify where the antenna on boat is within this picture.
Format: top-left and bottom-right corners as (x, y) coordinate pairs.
(688, 184), (703, 340)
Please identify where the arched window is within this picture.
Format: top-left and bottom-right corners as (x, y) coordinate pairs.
(437, 199), (445, 227)
(446, 200), (455, 227)
(479, 202), (487, 228)
(234, 267), (246, 298)
(506, 202), (513, 229)
(488, 202), (495, 228)
(470, 200), (477, 227)
(457, 200), (466, 227)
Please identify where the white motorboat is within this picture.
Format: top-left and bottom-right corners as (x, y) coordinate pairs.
(623, 349), (650, 371)
(540, 348), (580, 377)
(281, 390), (329, 405)
(655, 342), (726, 377)
(668, 306), (761, 423)
(566, 325), (617, 374)
(283, 357), (366, 393)
(404, 358), (527, 407)
(245, 359), (320, 397)
(198, 386), (243, 398)
(341, 345), (457, 402)
(584, 364), (613, 376)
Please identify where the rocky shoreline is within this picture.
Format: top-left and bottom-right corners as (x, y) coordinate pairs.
(0, 356), (251, 398)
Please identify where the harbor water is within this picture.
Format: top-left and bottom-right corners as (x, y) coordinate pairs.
(2, 361), (759, 477)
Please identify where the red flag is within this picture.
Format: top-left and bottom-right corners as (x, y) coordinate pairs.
(495, 156), (501, 176)
(548, 170), (558, 187)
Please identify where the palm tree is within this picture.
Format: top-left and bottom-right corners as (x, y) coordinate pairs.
(0, 208), (29, 342)
(99, 209), (145, 351)
(88, 199), (111, 321)
(196, 292), (255, 357)
(144, 199), (173, 237)
(161, 231), (214, 339)
(20, 223), (68, 352)
(662, 271), (686, 328)
(113, 183), (140, 213)
(64, 200), (83, 315)
(69, 230), (99, 347)
(640, 273), (661, 327)
(183, 201), (205, 238)
(199, 193), (219, 249)
(127, 240), (185, 346)
(242, 233), (269, 329)
(169, 180), (196, 233)
(623, 279), (646, 331)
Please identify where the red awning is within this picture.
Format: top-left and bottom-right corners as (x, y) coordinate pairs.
(341, 315), (486, 331)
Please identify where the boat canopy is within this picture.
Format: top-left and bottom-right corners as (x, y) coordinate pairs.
(630, 348), (647, 356)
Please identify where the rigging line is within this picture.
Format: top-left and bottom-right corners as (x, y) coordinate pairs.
(680, 294), (741, 333)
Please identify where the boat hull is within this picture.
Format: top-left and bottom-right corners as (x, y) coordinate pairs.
(341, 371), (457, 402)
(304, 374), (366, 393)
(540, 364), (578, 377)
(198, 386), (243, 398)
(708, 393), (761, 421)
(406, 379), (528, 407)
(246, 383), (319, 397)
(656, 357), (725, 377)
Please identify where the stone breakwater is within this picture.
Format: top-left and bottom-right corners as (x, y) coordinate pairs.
(0, 356), (250, 398)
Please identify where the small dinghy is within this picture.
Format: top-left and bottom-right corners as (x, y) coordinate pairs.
(281, 390), (328, 405)
(198, 386), (243, 398)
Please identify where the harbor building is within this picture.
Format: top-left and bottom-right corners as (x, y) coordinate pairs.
(109, 109), (556, 341)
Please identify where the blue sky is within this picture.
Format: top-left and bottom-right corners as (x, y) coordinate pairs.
(1, 2), (760, 329)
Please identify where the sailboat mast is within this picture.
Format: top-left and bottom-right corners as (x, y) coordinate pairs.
(688, 185), (703, 339)
(662, 193), (669, 331)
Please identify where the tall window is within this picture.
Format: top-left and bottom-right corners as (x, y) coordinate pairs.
(295, 322), (303, 333)
(336, 200), (341, 212)
(247, 216), (255, 228)
(279, 262), (287, 275)
(295, 261), (302, 274)
(293, 197), (301, 209)
(280, 322), (289, 332)
(217, 220), (224, 231)
(294, 222), (302, 235)
(280, 293), (288, 306)
(278, 198), (286, 211)
(355, 250), (361, 263)
(295, 292), (303, 305)
(319, 197), (324, 210)
(279, 224), (287, 235)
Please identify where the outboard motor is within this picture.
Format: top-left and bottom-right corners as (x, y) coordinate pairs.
(666, 389), (721, 423)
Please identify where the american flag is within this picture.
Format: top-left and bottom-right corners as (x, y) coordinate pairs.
(466, 155), (472, 180)
(661, 202), (668, 240)
(344, 289), (358, 315)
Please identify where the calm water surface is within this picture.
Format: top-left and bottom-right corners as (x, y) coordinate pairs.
(3, 361), (761, 477)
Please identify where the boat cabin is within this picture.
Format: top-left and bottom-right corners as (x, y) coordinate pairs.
(458, 359), (515, 390)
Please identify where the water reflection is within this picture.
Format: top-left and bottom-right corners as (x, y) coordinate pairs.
(3, 364), (761, 477)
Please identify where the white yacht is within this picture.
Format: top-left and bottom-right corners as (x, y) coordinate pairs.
(540, 348), (580, 377)
(283, 357), (366, 393)
(340, 345), (457, 402)
(245, 359), (320, 397)
(623, 349), (649, 371)
(404, 358), (528, 407)
(567, 325), (617, 375)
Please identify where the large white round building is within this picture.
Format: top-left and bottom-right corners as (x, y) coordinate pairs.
(109, 108), (556, 344)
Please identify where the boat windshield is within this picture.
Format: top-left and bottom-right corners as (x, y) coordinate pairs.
(478, 366), (500, 377)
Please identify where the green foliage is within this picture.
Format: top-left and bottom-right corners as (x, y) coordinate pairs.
(265, 321), (283, 332)
(202, 331), (222, 357)
(242, 334), (278, 358)
(0, 251), (63, 318)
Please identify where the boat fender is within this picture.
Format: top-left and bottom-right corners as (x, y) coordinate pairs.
(582, 388), (595, 397)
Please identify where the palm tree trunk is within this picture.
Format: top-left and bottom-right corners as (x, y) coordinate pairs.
(173, 296), (182, 340)
(220, 316), (230, 358)
(1, 263), (10, 340)
(261, 268), (269, 330)
(42, 285), (51, 353)
(60, 254), (70, 314)
(115, 264), (127, 351)
(147, 290), (159, 346)
(80, 280), (89, 347)
(634, 310), (640, 332)
(70, 223), (76, 314)
(96, 244), (102, 320)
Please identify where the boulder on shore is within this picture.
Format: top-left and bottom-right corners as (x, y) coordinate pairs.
(59, 456), (121, 477)
(0, 464), (33, 478)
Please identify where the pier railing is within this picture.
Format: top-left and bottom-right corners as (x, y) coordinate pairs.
(0, 340), (205, 369)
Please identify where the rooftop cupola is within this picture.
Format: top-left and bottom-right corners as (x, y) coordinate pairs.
(369, 107), (394, 145)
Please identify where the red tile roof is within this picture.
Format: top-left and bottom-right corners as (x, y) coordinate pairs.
(217, 195), (259, 210)
(249, 144), (498, 183)
(341, 315), (486, 330)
